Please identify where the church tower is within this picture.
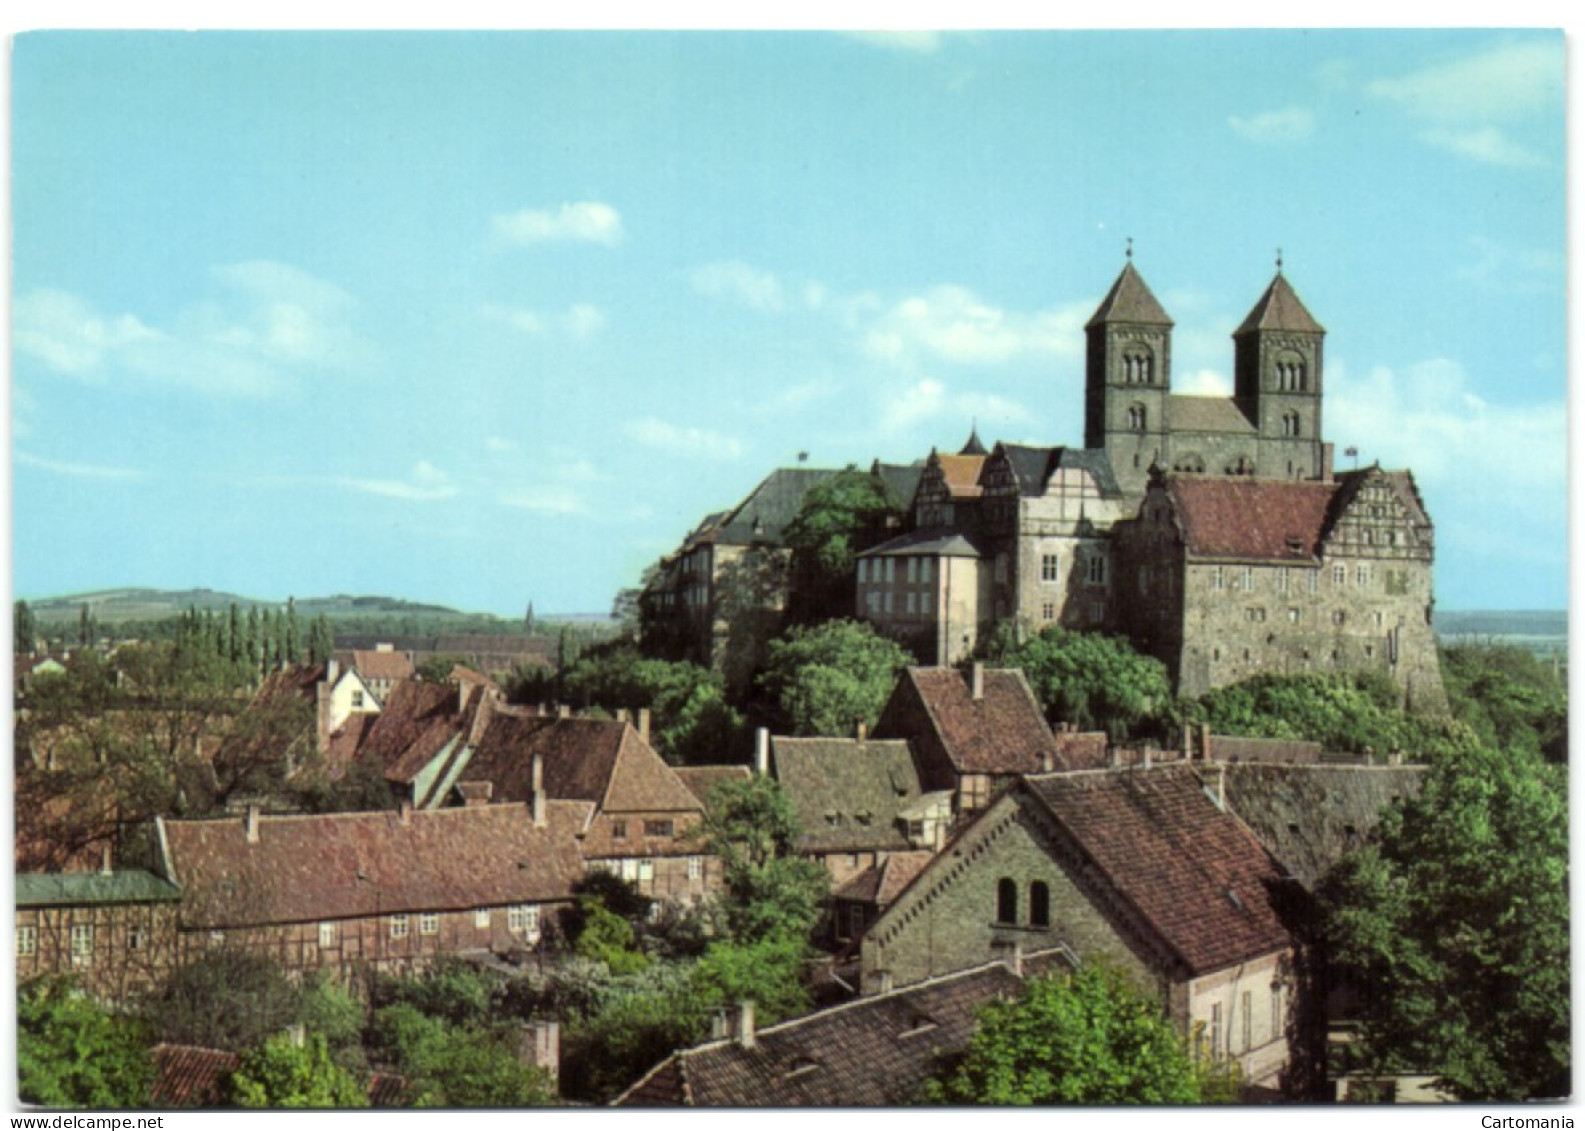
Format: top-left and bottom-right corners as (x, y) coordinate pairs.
(1233, 264), (1326, 480)
(1085, 257), (1173, 497)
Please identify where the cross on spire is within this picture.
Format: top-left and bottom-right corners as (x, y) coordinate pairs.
(1126, 237), (1134, 261)
(1276, 247), (1284, 274)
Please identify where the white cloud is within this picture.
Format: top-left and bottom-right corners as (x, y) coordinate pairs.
(1175, 368), (1233, 396)
(565, 304), (606, 340)
(493, 202), (624, 248)
(877, 378), (1032, 437)
(691, 261), (785, 313)
(1367, 41), (1561, 125)
(1418, 127), (1545, 169)
(1327, 357), (1564, 527)
(498, 485), (586, 515)
(1227, 107), (1314, 144)
(863, 287), (1087, 368)
(13, 261), (364, 397)
(14, 450), (145, 480)
(842, 31), (942, 54)
(1456, 236), (1564, 292)
(482, 303), (606, 341)
(622, 417), (742, 461)
(484, 436), (518, 453)
(335, 460), (458, 501)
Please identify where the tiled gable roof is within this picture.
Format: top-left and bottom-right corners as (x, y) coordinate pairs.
(672, 765), (753, 806)
(1166, 476), (1336, 561)
(151, 1044), (407, 1108)
(1235, 273), (1325, 335)
(605, 727), (708, 813)
(1166, 395), (1257, 435)
(996, 444), (1124, 499)
(351, 680), (467, 782)
(325, 712), (378, 777)
(1025, 767), (1293, 975)
(771, 737), (921, 853)
(935, 454), (986, 498)
(253, 662), (327, 704)
(891, 667), (1061, 775)
(339, 649), (417, 683)
(858, 528), (987, 560)
(1085, 261), (1173, 328)
(617, 953), (1075, 1106)
(1216, 763), (1427, 889)
(162, 802), (588, 929)
(833, 850), (935, 906)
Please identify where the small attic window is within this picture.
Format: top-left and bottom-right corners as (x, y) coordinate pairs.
(1287, 823), (1301, 836)
(783, 1058), (822, 1081)
(899, 1016), (941, 1040)
(854, 810), (873, 825)
(1226, 888), (1244, 911)
(824, 811), (841, 826)
(1286, 536), (1304, 554)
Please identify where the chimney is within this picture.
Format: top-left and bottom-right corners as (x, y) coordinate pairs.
(1040, 749), (1053, 773)
(1216, 764), (1227, 811)
(710, 1010), (730, 1041)
(399, 800), (412, 825)
(1142, 746), (1153, 770)
(754, 728), (771, 777)
(735, 1000), (757, 1050)
(638, 707), (651, 743)
(1320, 442), (1335, 483)
(531, 752), (546, 827)
(856, 720), (868, 744)
(520, 1020), (560, 1086)
(616, 708), (630, 725)
(99, 844), (113, 875)
(246, 805), (261, 844)
(325, 658), (339, 684)
(557, 704), (571, 719)
(1201, 724), (1213, 763)
(970, 661), (985, 702)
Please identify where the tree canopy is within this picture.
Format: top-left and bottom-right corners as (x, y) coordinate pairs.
(987, 625), (1171, 739)
(700, 776), (829, 943)
(925, 964), (1231, 1105)
(18, 978), (153, 1109)
(759, 618), (911, 737)
(555, 645), (745, 764)
(1318, 743), (1569, 1100)
(1440, 643), (1567, 762)
(783, 467), (903, 623)
(228, 1033), (369, 1109)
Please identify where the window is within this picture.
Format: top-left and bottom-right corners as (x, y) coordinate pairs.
(1282, 411), (1301, 437)
(920, 558), (933, 583)
(1307, 571), (1320, 595)
(351, 690), (365, 708)
(687, 856), (704, 881)
(638, 859), (655, 883)
(620, 858), (639, 881)
(126, 926), (146, 952)
(994, 555), (1008, 584)
(1288, 607), (1301, 623)
(1122, 349), (1154, 385)
(1242, 991), (1253, 1052)
(475, 908), (491, 929)
(71, 923), (94, 966)
(612, 820), (628, 839)
(883, 591), (894, 614)
(1041, 552), (1060, 582)
(996, 878), (1018, 925)
(1271, 983), (1284, 1038)
(319, 922), (336, 948)
(906, 592), (917, 615)
(1210, 1003), (1223, 1056)
(1332, 610), (1347, 626)
(209, 930), (225, 948)
(1244, 607), (1266, 623)
(906, 557), (918, 583)
(921, 592), (933, 616)
(390, 914), (409, 939)
(1239, 567), (1254, 591)
(1211, 566), (1224, 591)
(645, 819), (674, 838)
(1356, 564), (1372, 586)
(1332, 564), (1346, 585)
(1276, 569), (1290, 594)
(857, 559), (868, 584)
(1042, 602), (1055, 622)
(866, 591), (880, 615)
(884, 558), (895, 584)
(1086, 554), (1107, 586)
(1029, 881), (1050, 928)
(420, 913), (439, 936)
(508, 905), (540, 935)
(1127, 403), (1147, 431)
(17, 925), (36, 957)
(1089, 602), (1106, 623)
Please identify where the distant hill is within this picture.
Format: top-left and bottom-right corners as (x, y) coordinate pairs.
(1434, 610), (1567, 640)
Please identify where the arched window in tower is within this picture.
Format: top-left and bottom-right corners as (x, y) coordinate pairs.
(1282, 411), (1301, 437)
(1127, 404), (1147, 432)
(1121, 347), (1155, 385)
(1274, 353), (1308, 392)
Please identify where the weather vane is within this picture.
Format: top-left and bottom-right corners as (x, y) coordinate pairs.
(1276, 247), (1284, 274)
(1126, 237), (1133, 261)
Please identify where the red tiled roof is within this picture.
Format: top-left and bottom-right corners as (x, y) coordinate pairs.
(1168, 477), (1336, 561)
(834, 850), (934, 906)
(325, 712), (378, 778)
(163, 802), (589, 929)
(151, 1044), (238, 1107)
(935, 454), (986, 498)
(343, 649), (416, 683)
(672, 765), (753, 805)
(900, 667), (1062, 775)
(1053, 730), (1110, 771)
(351, 680), (467, 782)
(1026, 767), (1293, 975)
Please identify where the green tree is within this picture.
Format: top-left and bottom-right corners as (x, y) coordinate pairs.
(925, 964), (1223, 1104)
(1318, 743), (1569, 1100)
(77, 602), (96, 648)
(573, 898), (651, 974)
(15, 598), (38, 654)
(713, 545), (791, 701)
(17, 978), (154, 1108)
(367, 1003), (555, 1107)
(147, 949), (303, 1052)
(284, 597), (302, 665)
(1440, 644), (1567, 762)
(783, 467), (903, 623)
(415, 653), (470, 682)
(524, 601), (537, 635)
(560, 645), (745, 764)
(759, 619), (911, 736)
(701, 776), (829, 942)
(308, 614), (336, 665)
(228, 1033), (369, 1108)
(691, 931), (812, 1025)
(988, 625), (1171, 739)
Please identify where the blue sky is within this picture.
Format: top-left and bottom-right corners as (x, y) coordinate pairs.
(9, 29), (1567, 615)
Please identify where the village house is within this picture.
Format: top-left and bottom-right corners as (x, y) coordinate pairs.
(615, 948), (1076, 1106)
(333, 643), (416, 702)
(872, 664), (1065, 815)
(15, 860), (182, 998)
(154, 799), (587, 975)
(858, 765), (1300, 1088)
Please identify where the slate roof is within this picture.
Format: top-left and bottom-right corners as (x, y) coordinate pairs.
(870, 460), (926, 509)
(1166, 395), (1258, 435)
(858, 527), (987, 559)
(1025, 767), (1294, 976)
(833, 850), (935, 906)
(615, 951), (1075, 1106)
(1235, 273), (1326, 335)
(996, 444), (1123, 498)
(889, 667), (1062, 775)
(958, 427), (988, 457)
(707, 467), (841, 548)
(161, 802), (589, 929)
(15, 869), (182, 907)
(1085, 261), (1174, 328)
(1167, 477), (1337, 561)
(1215, 763), (1427, 889)
(672, 764), (753, 806)
(463, 712), (702, 815)
(771, 737), (922, 853)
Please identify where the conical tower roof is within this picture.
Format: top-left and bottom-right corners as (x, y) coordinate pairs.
(959, 426), (987, 457)
(1085, 261), (1174, 329)
(1236, 272), (1325, 335)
